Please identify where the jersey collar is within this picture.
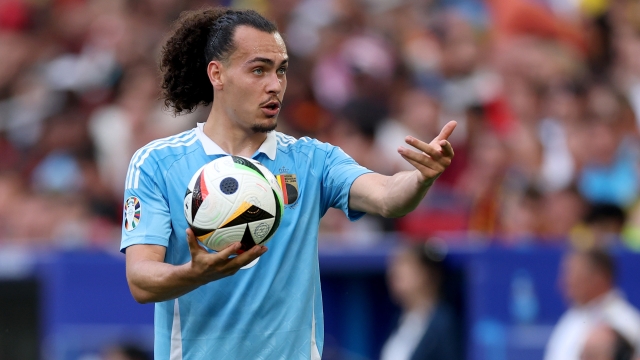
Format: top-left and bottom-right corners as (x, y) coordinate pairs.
(195, 123), (277, 160)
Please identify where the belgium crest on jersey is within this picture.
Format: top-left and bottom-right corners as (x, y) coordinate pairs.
(275, 174), (298, 205)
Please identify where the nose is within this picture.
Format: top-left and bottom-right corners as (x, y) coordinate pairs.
(266, 72), (283, 95)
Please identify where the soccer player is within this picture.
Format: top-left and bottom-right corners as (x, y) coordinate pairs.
(121, 7), (456, 360)
(545, 248), (640, 360)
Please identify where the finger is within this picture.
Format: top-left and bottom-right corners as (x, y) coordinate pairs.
(228, 245), (268, 268)
(186, 228), (207, 253)
(400, 151), (445, 174)
(215, 241), (242, 259)
(399, 154), (440, 181)
(403, 138), (443, 159)
(398, 145), (443, 166)
(435, 120), (457, 142)
(439, 140), (454, 158)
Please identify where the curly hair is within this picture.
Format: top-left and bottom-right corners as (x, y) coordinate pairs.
(159, 7), (278, 114)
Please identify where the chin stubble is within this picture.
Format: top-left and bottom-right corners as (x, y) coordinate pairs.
(251, 122), (278, 134)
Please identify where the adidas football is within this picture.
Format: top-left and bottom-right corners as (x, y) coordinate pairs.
(184, 155), (284, 252)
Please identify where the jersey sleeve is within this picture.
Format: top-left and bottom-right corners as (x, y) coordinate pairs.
(320, 144), (373, 221)
(120, 155), (172, 253)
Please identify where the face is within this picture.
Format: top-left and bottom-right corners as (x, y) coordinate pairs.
(387, 250), (430, 307)
(213, 26), (288, 133)
(560, 254), (590, 304)
(542, 190), (585, 237)
(560, 253), (608, 305)
(399, 89), (439, 138)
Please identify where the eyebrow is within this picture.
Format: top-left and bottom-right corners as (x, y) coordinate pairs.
(246, 57), (288, 67)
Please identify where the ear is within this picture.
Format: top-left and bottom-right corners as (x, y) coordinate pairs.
(207, 61), (224, 91)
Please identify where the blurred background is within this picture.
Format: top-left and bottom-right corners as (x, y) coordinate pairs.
(1, 0), (640, 359)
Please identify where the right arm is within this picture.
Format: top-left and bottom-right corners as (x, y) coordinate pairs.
(125, 228), (267, 303)
(122, 152), (266, 303)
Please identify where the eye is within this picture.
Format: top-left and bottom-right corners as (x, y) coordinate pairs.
(277, 67), (287, 75)
(252, 68), (264, 75)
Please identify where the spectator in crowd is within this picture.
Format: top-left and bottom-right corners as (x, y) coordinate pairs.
(571, 203), (627, 249)
(576, 83), (640, 209)
(580, 323), (635, 360)
(381, 242), (462, 360)
(545, 248), (640, 360)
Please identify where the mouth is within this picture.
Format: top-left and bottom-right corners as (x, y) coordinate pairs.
(260, 100), (281, 117)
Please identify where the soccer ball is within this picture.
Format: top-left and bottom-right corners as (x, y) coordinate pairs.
(184, 155), (284, 252)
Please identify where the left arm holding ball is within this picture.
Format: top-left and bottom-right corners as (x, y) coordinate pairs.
(349, 121), (456, 218)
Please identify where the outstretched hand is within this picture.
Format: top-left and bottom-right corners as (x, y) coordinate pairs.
(397, 120), (457, 186)
(186, 228), (267, 283)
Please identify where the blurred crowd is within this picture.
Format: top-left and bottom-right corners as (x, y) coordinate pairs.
(1, 0), (640, 250)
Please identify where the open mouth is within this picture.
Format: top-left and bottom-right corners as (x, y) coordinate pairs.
(261, 100), (281, 117)
(263, 102), (280, 111)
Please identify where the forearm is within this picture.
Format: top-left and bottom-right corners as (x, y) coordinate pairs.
(127, 259), (203, 304)
(350, 171), (435, 218)
(380, 170), (434, 218)
(125, 235), (264, 304)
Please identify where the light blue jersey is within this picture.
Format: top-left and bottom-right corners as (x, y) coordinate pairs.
(121, 123), (372, 360)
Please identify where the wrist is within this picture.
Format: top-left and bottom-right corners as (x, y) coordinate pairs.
(182, 262), (207, 287)
(416, 170), (437, 188)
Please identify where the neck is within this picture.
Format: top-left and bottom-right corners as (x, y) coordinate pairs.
(578, 287), (613, 307)
(204, 102), (268, 158)
(403, 291), (437, 314)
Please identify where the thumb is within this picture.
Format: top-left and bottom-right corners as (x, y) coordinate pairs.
(435, 121), (457, 142)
